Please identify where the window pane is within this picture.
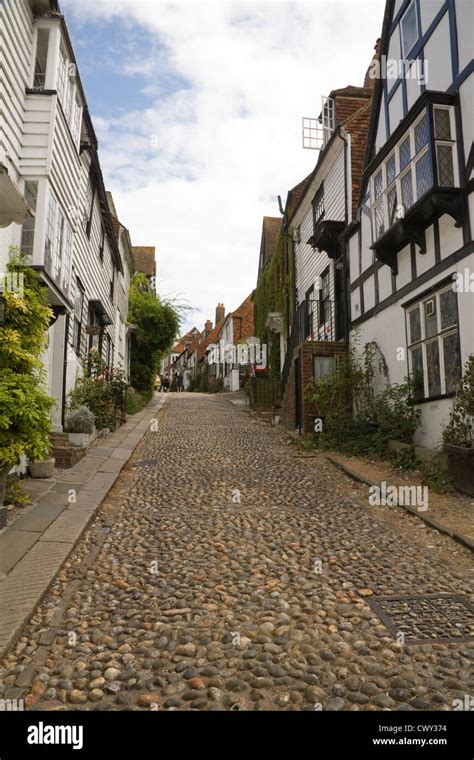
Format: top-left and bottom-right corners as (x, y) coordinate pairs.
(401, 171), (413, 208)
(399, 136), (411, 171)
(374, 201), (385, 238)
(436, 144), (455, 186)
(314, 356), (336, 380)
(401, 2), (418, 55)
(409, 306), (421, 344)
(386, 154), (396, 186)
(34, 29), (49, 88)
(414, 113), (429, 153)
(415, 151), (433, 198)
(20, 182), (38, 260)
(424, 299), (438, 338)
(439, 288), (457, 329)
(443, 333), (461, 394)
(387, 186), (398, 226)
(434, 108), (451, 140)
(411, 346), (424, 401)
(426, 340), (441, 397)
(374, 171), (383, 199)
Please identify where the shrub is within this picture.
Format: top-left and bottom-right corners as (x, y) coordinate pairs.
(65, 405), (95, 434)
(305, 342), (420, 456)
(68, 350), (127, 431)
(442, 355), (474, 447)
(126, 387), (152, 415)
(209, 377), (224, 393)
(5, 479), (32, 507)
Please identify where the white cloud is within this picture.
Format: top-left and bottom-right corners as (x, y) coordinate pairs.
(63, 0), (384, 330)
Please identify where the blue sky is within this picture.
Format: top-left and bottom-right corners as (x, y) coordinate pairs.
(66, 15), (190, 118)
(63, 1), (385, 333)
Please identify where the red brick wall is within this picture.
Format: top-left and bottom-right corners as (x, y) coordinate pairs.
(281, 341), (348, 434)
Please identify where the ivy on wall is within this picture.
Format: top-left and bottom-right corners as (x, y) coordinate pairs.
(252, 230), (294, 379)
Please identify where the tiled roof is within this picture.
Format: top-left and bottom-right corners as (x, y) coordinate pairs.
(286, 173), (314, 218)
(132, 246), (156, 277)
(197, 319), (226, 362)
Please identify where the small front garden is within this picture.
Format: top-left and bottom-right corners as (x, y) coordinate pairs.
(304, 340), (453, 493)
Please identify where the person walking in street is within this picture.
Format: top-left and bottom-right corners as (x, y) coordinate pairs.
(177, 372), (184, 392)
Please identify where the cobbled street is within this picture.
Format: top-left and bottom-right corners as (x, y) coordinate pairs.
(2, 394), (473, 712)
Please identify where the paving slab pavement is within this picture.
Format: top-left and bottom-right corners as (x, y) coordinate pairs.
(0, 394), (167, 659)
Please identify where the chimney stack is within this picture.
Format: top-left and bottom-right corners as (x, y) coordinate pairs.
(215, 303), (225, 325)
(204, 319), (213, 334)
(363, 38), (381, 90)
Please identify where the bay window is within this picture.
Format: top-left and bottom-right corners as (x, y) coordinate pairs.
(371, 102), (458, 243)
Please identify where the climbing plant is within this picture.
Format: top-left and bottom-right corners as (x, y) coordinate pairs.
(0, 248), (54, 511)
(252, 230), (294, 379)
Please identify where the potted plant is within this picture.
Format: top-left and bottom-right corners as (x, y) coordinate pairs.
(442, 355), (474, 496)
(65, 405), (97, 447)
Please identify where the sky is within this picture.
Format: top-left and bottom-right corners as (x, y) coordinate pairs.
(62, 0), (385, 333)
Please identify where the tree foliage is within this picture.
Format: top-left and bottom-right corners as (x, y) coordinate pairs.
(0, 249), (54, 507)
(128, 273), (180, 392)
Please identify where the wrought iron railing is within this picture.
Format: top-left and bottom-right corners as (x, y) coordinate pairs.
(249, 376), (281, 409)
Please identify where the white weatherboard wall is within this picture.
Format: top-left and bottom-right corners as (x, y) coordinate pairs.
(293, 138), (345, 308)
(0, 0), (129, 429)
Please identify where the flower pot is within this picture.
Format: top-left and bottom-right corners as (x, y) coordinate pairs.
(444, 444), (474, 496)
(29, 458), (55, 479)
(68, 430), (97, 448)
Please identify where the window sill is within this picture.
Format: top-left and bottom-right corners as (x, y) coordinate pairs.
(412, 392), (455, 405)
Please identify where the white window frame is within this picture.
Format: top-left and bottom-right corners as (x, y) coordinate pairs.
(32, 27), (50, 90)
(407, 284), (460, 400)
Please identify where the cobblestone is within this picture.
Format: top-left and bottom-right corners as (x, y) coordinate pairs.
(1, 394), (472, 711)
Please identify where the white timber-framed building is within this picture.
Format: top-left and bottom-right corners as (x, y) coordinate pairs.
(345, 0), (473, 449)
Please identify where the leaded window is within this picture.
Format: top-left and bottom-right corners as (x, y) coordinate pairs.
(406, 285), (461, 401)
(370, 105), (457, 241)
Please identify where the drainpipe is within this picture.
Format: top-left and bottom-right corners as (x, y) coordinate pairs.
(340, 128), (350, 344)
(61, 314), (70, 430)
